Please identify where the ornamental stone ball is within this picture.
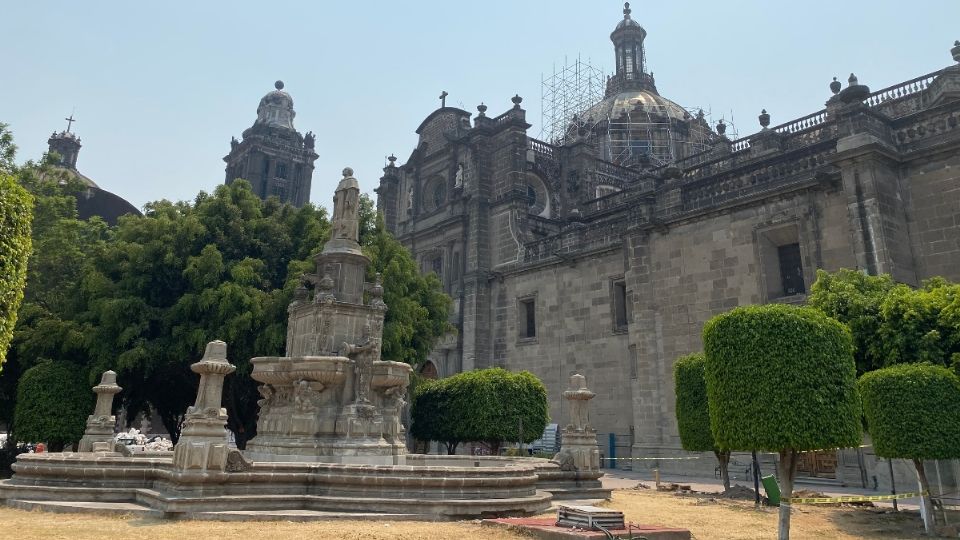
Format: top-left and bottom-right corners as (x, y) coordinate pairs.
(275, 80), (284, 90)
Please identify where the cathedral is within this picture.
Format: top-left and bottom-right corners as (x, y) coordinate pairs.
(376, 4), (960, 485)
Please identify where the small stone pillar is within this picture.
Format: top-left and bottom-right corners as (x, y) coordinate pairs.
(78, 371), (122, 452)
(172, 341), (236, 471)
(553, 374), (600, 471)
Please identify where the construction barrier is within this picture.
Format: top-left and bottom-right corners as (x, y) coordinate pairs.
(788, 491), (926, 504)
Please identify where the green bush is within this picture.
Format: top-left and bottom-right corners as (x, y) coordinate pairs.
(674, 352), (731, 490)
(703, 304), (861, 540)
(0, 174), (32, 370)
(859, 363), (960, 533)
(859, 362), (960, 460)
(13, 361), (92, 451)
(703, 304), (861, 452)
(411, 368), (549, 455)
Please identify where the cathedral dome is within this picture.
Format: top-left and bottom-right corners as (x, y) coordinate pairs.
(581, 89), (690, 124)
(255, 80), (296, 130)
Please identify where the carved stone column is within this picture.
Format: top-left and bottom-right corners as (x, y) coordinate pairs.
(553, 374), (600, 471)
(172, 340), (236, 471)
(78, 371), (122, 452)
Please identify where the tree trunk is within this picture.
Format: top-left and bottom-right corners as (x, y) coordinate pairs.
(777, 449), (797, 540)
(914, 458), (935, 535)
(445, 441), (459, 455)
(488, 440), (501, 455)
(715, 450), (731, 491)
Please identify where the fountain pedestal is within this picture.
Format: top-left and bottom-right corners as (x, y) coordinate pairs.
(244, 168), (411, 465)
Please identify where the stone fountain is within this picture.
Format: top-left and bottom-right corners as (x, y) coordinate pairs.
(245, 167), (410, 464)
(0, 169), (607, 520)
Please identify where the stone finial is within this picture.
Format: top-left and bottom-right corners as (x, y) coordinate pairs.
(275, 80), (284, 90)
(78, 370), (123, 452)
(173, 341), (236, 471)
(830, 77), (842, 95)
(511, 94), (523, 108)
(848, 73), (859, 86)
(952, 40), (960, 63)
(387, 154), (397, 167)
(623, 1), (631, 19)
(477, 102), (488, 117)
(716, 119), (727, 136)
(758, 109), (771, 129)
(563, 374), (596, 431)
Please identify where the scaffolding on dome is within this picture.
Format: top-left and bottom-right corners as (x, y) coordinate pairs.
(540, 56), (606, 144)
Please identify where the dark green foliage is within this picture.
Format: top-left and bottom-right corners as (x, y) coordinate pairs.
(702, 304), (862, 452)
(410, 378), (461, 453)
(858, 363), (960, 460)
(674, 353), (715, 452)
(13, 361), (92, 450)
(0, 173), (32, 370)
(808, 269), (896, 374)
(411, 368), (549, 453)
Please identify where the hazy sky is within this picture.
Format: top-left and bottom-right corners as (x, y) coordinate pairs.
(3, 1), (958, 210)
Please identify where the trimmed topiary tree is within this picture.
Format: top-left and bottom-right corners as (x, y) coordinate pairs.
(674, 352), (730, 490)
(859, 363), (960, 534)
(13, 361), (92, 451)
(703, 304), (861, 540)
(0, 174), (33, 370)
(436, 367), (548, 455)
(410, 378), (464, 454)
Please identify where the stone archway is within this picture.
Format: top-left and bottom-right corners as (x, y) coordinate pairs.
(419, 361), (439, 380)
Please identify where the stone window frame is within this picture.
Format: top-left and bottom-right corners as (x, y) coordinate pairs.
(609, 275), (630, 334)
(753, 220), (812, 303)
(516, 293), (538, 345)
(421, 175), (447, 214)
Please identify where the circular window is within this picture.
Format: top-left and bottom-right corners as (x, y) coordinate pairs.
(525, 174), (549, 217)
(433, 182), (446, 209)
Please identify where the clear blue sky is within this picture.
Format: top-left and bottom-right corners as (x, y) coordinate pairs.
(3, 1), (958, 209)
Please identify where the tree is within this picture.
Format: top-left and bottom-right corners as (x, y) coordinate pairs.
(0, 173), (33, 370)
(439, 368), (549, 455)
(410, 378), (463, 454)
(858, 363), (960, 534)
(809, 269), (960, 375)
(703, 304), (861, 540)
(674, 353), (730, 490)
(13, 360), (92, 451)
(807, 269), (896, 374)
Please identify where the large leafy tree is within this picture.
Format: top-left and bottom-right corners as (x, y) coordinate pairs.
(410, 378), (463, 454)
(703, 304), (861, 540)
(859, 363), (960, 535)
(809, 269), (960, 375)
(673, 352), (730, 490)
(0, 173), (32, 370)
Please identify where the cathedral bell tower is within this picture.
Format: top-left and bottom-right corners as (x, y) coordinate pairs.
(223, 81), (319, 207)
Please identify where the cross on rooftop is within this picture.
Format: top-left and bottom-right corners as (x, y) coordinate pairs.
(64, 113), (76, 133)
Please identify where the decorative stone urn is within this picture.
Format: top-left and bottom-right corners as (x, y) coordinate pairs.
(244, 168), (412, 464)
(78, 370), (122, 452)
(552, 374), (601, 471)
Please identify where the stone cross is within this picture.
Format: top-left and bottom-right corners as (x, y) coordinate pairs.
(64, 113), (76, 133)
(78, 370), (122, 452)
(439, 90), (448, 108)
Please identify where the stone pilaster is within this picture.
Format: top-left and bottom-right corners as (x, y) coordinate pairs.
(172, 340), (236, 471)
(78, 371), (122, 452)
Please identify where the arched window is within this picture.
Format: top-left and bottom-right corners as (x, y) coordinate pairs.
(525, 173), (550, 218)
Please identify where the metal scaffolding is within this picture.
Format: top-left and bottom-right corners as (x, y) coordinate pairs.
(540, 56), (606, 144)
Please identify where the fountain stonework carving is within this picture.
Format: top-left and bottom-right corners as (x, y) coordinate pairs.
(245, 167), (412, 464)
(553, 374), (601, 472)
(0, 169), (610, 519)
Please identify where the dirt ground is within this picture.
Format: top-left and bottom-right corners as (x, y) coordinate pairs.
(0, 489), (953, 540)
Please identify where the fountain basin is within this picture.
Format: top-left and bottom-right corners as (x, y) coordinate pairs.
(251, 356), (351, 386)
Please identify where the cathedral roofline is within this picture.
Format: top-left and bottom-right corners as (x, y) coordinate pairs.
(415, 106), (472, 135)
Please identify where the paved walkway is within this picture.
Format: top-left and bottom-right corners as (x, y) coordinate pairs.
(600, 469), (925, 511)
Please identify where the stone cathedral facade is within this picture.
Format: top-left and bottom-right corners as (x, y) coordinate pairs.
(377, 6), (960, 482)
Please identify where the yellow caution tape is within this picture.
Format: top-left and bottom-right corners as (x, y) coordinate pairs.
(603, 456), (703, 460)
(788, 491), (927, 504)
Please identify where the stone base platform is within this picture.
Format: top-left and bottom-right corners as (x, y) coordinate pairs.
(482, 517), (692, 540)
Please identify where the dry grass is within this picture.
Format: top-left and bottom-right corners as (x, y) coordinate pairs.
(1, 489), (952, 540)
(0, 508), (523, 540)
(601, 489), (937, 539)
